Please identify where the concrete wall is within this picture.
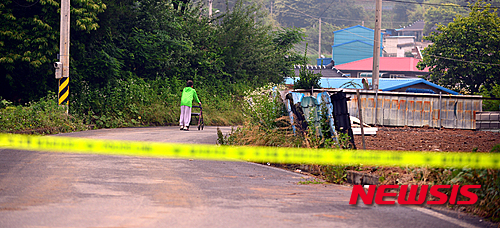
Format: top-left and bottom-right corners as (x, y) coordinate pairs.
(476, 112), (500, 131)
(384, 36), (415, 57)
(343, 90), (483, 130)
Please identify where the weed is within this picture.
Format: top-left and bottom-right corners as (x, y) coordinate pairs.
(491, 144), (500, 153)
(71, 77), (246, 129)
(321, 165), (348, 184)
(298, 178), (325, 185)
(293, 44), (322, 90)
(0, 92), (86, 134)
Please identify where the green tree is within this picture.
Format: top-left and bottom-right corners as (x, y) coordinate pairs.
(323, 1), (365, 27)
(393, 3), (413, 26)
(479, 84), (500, 111)
(407, 4), (425, 23)
(0, 0), (106, 102)
(301, 22), (340, 59)
(423, 3), (469, 35)
(417, 0), (500, 94)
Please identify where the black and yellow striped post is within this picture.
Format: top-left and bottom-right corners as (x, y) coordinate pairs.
(58, 77), (69, 106)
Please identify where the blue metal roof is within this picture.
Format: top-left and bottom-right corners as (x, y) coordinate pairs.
(332, 39), (374, 48)
(285, 78), (460, 95)
(381, 78), (460, 95)
(333, 25), (375, 34)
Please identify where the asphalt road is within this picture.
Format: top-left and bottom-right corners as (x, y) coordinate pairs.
(0, 126), (494, 227)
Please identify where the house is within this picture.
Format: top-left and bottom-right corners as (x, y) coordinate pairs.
(383, 36), (416, 57)
(331, 25), (383, 65)
(335, 57), (429, 78)
(293, 65), (347, 78)
(395, 20), (425, 41)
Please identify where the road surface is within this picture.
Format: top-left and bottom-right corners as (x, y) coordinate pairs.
(0, 126), (493, 227)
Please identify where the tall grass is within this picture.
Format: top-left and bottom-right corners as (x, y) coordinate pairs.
(0, 78), (246, 134)
(69, 77), (247, 129)
(223, 85), (500, 223)
(0, 92), (86, 134)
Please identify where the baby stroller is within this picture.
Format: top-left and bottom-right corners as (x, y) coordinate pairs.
(191, 105), (204, 130)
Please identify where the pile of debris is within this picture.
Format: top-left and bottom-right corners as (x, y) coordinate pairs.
(280, 89), (378, 149)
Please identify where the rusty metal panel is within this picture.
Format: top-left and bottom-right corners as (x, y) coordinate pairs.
(462, 100), (471, 129)
(422, 98), (432, 127)
(431, 97), (440, 127)
(407, 97), (415, 127)
(397, 98), (407, 126)
(416, 97), (422, 126)
(331, 90), (481, 129)
(456, 100), (464, 129)
(388, 97), (398, 126)
(366, 95), (376, 125)
(375, 95), (382, 125)
(443, 99), (455, 128)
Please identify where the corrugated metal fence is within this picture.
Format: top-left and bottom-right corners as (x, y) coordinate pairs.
(342, 90), (483, 130)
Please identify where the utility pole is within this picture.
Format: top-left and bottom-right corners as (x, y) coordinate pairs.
(270, 1), (273, 19)
(56, 0), (70, 113)
(372, 0), (382, 91)
(208, 0), (213, 17)
(318, 17), (322, 59)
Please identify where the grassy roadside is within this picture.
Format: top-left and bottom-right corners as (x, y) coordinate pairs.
(223, 121), (500, 222)
(0, 79), (246, 134)
(0, 93), (87, 134)
(218, 85), (500, 223)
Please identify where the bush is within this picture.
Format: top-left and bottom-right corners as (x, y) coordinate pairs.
(242, 84), (287, 129)
(0, 93), (86, 134)
(478, 84), (500, 111)
(71, 77), (246, 129)
(293, 45), (322, 90)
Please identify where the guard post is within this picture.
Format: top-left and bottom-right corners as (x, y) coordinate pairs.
(55, 61), (69, 106)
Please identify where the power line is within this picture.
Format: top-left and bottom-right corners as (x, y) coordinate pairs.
(280, 7), (455, 26)
(426, 54), (500, 66)
(382, 0), (500, 9)
(318, 0), (337, 18)
(285, 5), (317, 19)
(12, 0), (40, 7)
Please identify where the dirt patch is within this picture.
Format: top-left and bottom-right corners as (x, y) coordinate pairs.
(272, 126), (500, 223)
(350, 126), (500, 186)
(353, 126), (500, 152)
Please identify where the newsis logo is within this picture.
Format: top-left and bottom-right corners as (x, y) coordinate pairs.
(349, 185), (481, 205)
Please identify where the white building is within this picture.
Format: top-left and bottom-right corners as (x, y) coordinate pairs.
(383, 36), (415, 57)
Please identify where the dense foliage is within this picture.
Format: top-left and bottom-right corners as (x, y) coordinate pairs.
(0, 93), (86, 134)
(0, 0), (304, 128)
(418, 1), (500, 94)
(0, 0), (106, 102)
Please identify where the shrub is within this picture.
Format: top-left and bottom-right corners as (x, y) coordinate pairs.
(0, 93), (86, 134)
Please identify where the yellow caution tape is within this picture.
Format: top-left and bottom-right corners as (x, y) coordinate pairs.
(0, 133), (499, 169)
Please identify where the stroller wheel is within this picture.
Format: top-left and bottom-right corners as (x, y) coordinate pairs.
(201, 124), (204, 130)
(198, 125), (201, 130)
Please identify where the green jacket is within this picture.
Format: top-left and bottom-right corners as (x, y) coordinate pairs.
(180, 87), (200, 107)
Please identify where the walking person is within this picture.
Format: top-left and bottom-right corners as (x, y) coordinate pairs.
(179, 80), (201, 131)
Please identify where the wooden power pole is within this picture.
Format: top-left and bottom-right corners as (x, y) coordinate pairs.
(318, 17), (322, 59)
(208, 0), (213, 17)
(372, 0), (382, 91)
(57, 0), (70, 111)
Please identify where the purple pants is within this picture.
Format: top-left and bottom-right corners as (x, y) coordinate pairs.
(179, 106), (192, 127)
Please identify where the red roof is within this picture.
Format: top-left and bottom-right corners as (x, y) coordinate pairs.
(335, 57), (428, 72)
